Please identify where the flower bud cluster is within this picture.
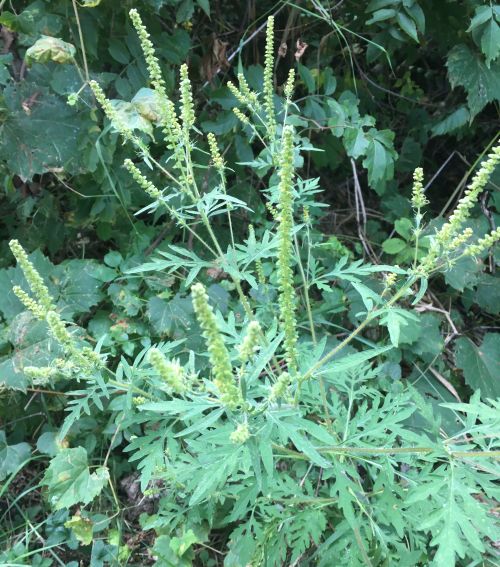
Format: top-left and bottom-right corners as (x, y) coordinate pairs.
(417, 142), (500, 275)
(227, 74), (260, 111)
(276, 127), (298, 372)
(128, 9), (188, 187)
(123, 159), (162, 200)
(129, 9), (166, 94)
(410, 167), (428, 210)
(385, 272), (397, 288)
(9, 241), (101, 381)
(89, 81), (135, 143)
(9, 240), (54, 313)
(232, 108), (250, 126)
(149, 348), (186, 394)
(12, 286), (46, 320)
(230, 422), (250, 444)
(263, 16), (276, 141)
(269, 372), (291, 402)
(180, 64), (195, 132)
(191, 283), (241, 408)
(464, 227), (500, 256)
(238, 321), (262, 364)
(207, 133), (224, 172)
(449, 227), (473, 250)
(23, 365), (58, 385)
(283, 69), (295, 103)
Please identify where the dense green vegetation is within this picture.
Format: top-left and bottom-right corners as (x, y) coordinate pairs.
(1, 1), (499, 565)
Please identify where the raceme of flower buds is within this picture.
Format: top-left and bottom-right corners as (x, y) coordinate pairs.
(149, 348), (186, 394)
(191, 283), (241, 408)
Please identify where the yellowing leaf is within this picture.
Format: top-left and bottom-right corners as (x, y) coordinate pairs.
(64, 515), (93, 545)
(25, 36), (76, 65)
(42, 447), (109, 510)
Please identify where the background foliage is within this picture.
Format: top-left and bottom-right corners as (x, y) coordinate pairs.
(0, 0), (499, 565)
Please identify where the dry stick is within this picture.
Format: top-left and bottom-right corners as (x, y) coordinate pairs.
(201, 4), (286, 89)
(72, 0), (89, 83)
(351, 158), (377, 261)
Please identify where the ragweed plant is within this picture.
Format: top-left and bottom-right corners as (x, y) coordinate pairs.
(7, 12), (500, 567)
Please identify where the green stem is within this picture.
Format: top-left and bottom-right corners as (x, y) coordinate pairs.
(300, 277), (416, 386)
(71, 0), (89, 83)
(294, 233), (316, 344)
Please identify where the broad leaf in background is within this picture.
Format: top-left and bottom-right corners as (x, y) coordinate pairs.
(0, 430), (31, 480)
(0, 83), (91, 179)
(25, 36), (76, 65)
(42, 447), (109, 510)
(0, 312), (61, 390)
(447, 44), (500, 117)
(454, 333), (499, 398)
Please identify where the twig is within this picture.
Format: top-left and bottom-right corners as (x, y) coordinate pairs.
(201, 4), (286, 89)
(72, 0), (89, 82)
(351, 158), (377, 261)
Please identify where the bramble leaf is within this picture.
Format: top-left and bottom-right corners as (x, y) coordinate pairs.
(42, 447), (109, 510)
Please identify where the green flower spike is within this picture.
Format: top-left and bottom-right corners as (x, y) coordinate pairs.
(207, 133), (224, 172)
(191, 283), (241, 409)
(465, 227), (500, 256)
(230, 422), (250, 444)
(179, 64), (195, 132)
(269, 372), (291, 402)
(238, 320), (262, 364)
(263, 16), (276, 140)
(123, 159), (162, 200)
(129, 9), (185, 175)
(9, 239), (55, 313)
(12, 286), (46, 320)
(149, 348), (186, 394)
(276, 126), (298, 372)
(418, 141), (500, 276)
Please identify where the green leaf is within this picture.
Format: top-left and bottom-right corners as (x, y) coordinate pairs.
(320, 345), (393, 375)
(381, 308), (419, 347)
(362, 129), (397, 193)
(366, 8), (396, 25)
(480, 19), (500, 66)
(467, 6), (493, 32)
(472, 273), (500, 314)
(0, 83), (90, 179)
(404, 3), (425, 34)
(396, 11), (419, 42)
(107, 38), (130, 65)
(431, 106), (470, 137)
(42, 447), (109, 510)
(36, 431), (61, 457)
(109, 100), (154, 139)
(444, 255), (482, 291)
(454, 334), (499, 398)
(0, 430), (31, 481)
(382, 238), (407, 254)
(447, 44), (500, 117)
(394, 217), (413, 239)
(0, 312), (63, 391)
(412, 313), (443, 357)
(298, 63), (316, 94)
(176, 0), (194, 23)
(170, 529), (199, 556)
(147, 295), (196, 339)
(196, 0), (210, 17)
